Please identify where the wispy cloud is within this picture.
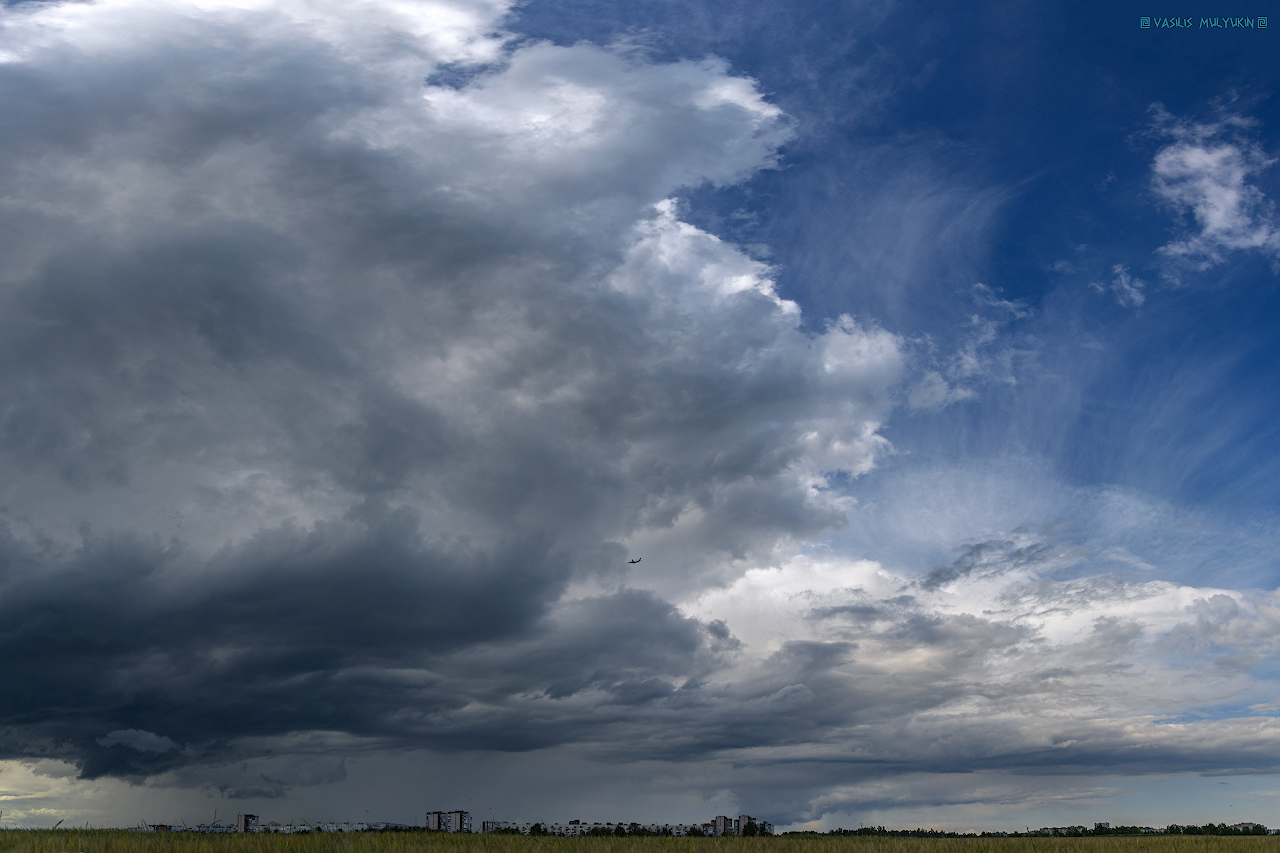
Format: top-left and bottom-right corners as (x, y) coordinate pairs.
(1091, 263), (1146, 307)
(907, 284), (1028, 410)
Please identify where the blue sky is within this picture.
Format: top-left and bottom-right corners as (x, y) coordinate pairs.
(549, 0), (1280, 587)
(515, 0), (1280, 516)
(0, 0), (1278, 833)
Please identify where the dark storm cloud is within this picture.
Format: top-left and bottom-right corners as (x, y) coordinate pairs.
(6, 0), (1280, 830)
(0, 510), (557, 776)
(0, 0), (906, 791)
(0, 503), (789, 779)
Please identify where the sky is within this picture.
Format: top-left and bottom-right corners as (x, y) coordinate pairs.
(0, 0), (1279, 834)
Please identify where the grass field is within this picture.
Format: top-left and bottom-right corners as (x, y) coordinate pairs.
(1, 834), (1278, 853)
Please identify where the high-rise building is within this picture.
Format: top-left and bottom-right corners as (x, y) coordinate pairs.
(735, 815), (772, 835)
(427, 810), (471, 832)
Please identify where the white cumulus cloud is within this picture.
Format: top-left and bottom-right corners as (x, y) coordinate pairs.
(1150, 106), (1280, 271)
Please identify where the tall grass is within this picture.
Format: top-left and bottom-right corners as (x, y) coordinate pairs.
(0, 833), (1277, 853)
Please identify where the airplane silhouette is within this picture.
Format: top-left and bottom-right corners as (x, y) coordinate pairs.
(628, 558), (641, 564)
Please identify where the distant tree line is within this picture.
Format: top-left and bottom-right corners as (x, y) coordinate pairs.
(783, 828), (970, 838)
(781, 822), (1269, 838)
(522, 823), (689, 837)
(1164, 824), (1269, 836)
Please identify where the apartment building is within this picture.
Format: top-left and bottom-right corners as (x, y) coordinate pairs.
(426, 811), (471, 832)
